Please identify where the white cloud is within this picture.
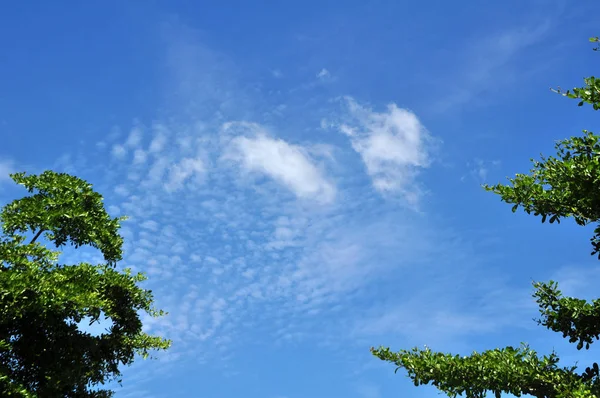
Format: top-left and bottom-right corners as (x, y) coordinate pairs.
(111, 144), (127, 160)
(317, 68), (330, 79)
(57, 22), (526, 388)
(69, 112), (516, 386)
(114, 184), (129, 196)
(146, 157), (169, 187)
(140, 220), (159, 231)
(222, 122), (336, 204)
(125, 126), (143, 149)
(164, 157), (205, 192)
(335, 97), (433, 204)
(149, 124), (169, 154)
(133, 149), (147, 165)
(463, 158), (501, 183)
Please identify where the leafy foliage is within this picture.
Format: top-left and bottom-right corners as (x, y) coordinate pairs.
(1, 171), (125, 265)
(533, 279), (600, 352)
(0, 171), (170, 397)
(372, 344), (594, 398)
(372, 38), (600, 398)
(484, 130), (600, 258)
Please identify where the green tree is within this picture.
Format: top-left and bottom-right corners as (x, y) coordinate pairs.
(371, 37), (600, 398)
(0, 171), (170, 397)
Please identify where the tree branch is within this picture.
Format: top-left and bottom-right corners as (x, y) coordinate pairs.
(29, 229), (45, 244)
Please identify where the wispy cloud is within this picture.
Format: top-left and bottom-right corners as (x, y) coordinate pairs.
(316, 68), (332, 81)
(125, 125), (144, 149)
(164, 157), (205, 193)
(462, 158), (501, 183)
(435, 21), (552, 111)
(41, 18), (526, 394)
(327, 97), (434, 205)
(111, 144), (127, 159)
(8, 1), (600, 397)
(353, 265), (536, 349)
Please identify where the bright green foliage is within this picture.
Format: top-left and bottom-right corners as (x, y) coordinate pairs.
(372, 38), (600, 398)
(533, 281), (600, 351)
(0, 171), (170, 397)
(372, 344), (592, 398)
(484, 130), (600, 258)
(1, 171), (125, 265)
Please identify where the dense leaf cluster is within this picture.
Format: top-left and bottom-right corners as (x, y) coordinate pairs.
(484, 131), (600, 258)
(372, 344), (594, 398)
(534, 281), (600, 351)
(0, 171), (170, 397)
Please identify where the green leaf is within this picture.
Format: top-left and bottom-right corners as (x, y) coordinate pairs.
(0, 171), (171, 397)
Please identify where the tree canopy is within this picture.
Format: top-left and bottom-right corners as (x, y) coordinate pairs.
(371, 37), (600, 398)
(0, 171), (170, 397)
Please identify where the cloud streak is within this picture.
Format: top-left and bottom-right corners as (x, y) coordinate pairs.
(434, 21), (552, 111)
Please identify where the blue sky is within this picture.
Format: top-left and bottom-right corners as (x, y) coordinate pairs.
(2, 1), (600, 397)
